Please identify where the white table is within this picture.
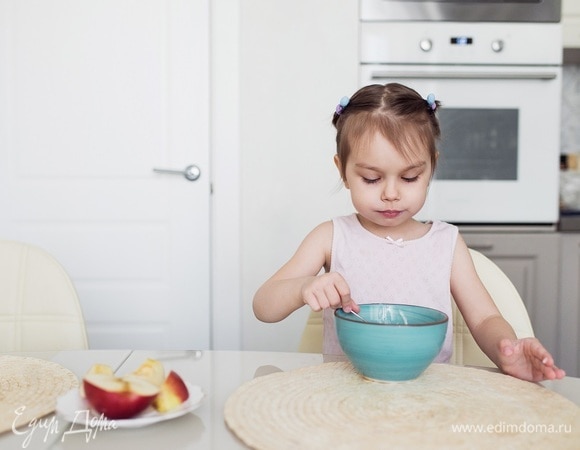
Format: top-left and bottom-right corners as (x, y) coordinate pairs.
(1, 350), (578, 449)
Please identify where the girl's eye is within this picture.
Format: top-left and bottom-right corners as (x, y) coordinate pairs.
(402, 176), (419, 183)
(362, 177), (380, 184)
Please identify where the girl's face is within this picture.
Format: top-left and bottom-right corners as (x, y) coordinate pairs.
(336, 131), (432, 236)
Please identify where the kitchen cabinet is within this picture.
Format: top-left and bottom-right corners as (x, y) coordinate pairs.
(563, 0), (580, 48)
(462, 232), (560, 361)
(559, 234), (580, 377)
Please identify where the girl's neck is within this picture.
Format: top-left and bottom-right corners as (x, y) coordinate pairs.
(355, 214), (430, 241)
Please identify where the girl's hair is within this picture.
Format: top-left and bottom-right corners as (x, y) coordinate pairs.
(332, 83), (441, 181)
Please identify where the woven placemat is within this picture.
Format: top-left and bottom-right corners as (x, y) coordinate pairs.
(0, 355), (79, 434)
(224, 362), (579, 449)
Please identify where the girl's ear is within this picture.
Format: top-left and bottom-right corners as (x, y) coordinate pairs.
(333, 155), (349, 189)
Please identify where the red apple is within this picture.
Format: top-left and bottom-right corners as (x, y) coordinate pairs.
(83, 373), (160, 419)
(80, 363), (115, 397)
(152, 370), (190, 413)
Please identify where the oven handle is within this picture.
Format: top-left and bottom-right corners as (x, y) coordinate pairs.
(370, 71), (557, 81)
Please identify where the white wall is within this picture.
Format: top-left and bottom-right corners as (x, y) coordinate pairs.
(211, 0), (242, 349)
(239, 0), (359, 351)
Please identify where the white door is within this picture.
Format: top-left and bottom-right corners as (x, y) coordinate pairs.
(0, 0), (211, 349)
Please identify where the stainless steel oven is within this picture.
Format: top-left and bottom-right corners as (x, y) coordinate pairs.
(361, 0), (561, 23)
(360, 0), (563, 226)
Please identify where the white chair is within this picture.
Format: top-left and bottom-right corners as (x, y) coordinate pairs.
(451, 249), (534, 367)
(0, 240), (89, 351)
(298, 249), (534, 368)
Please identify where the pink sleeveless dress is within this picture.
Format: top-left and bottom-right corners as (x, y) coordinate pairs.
(323, 214), (458, 362)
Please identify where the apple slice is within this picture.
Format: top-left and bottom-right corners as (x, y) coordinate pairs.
(152, 370), (190, 413)
(86, 363), (115, 376)
(126, 358), (165, 387)
(83, 373), (160, 420)
(80, 363), (115, 397)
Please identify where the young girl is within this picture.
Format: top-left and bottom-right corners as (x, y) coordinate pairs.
(253, 83), (565, 382)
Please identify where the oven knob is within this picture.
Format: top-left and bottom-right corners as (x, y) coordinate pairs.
(491, 39), (504, 53)
(419, 39), (432, 52)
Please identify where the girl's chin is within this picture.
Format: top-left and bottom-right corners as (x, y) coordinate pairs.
(358, 212), (410, 228)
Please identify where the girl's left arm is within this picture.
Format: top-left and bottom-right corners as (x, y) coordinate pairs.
(450, 235), (565, 381)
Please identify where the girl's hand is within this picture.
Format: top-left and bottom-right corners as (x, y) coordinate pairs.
(300, 272), (360, 314)
(498, 337), (566, 382)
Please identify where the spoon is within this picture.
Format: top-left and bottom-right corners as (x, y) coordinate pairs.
(349, 310), (367, 322)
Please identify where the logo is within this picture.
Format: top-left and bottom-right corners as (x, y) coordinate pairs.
(12, 406), (117, 448)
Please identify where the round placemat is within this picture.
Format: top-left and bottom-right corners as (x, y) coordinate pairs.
(224, 362), (579, 449)
(0, 355), (79, 434)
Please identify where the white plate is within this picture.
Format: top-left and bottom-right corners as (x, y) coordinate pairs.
(56, 382), (204, 428)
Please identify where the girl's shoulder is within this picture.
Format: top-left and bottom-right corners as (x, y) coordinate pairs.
(429, 219), (458, 232)
(310, 219), (334, 235)
(425, 219), (459, 241)
(302, 220), (334, 251)
(301, 220), (334, 271)
(331, 213), (361, 234)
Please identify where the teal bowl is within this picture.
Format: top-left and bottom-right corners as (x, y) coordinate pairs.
(335, 303), (448, 381)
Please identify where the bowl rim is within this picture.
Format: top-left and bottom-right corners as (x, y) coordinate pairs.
(334, 302), (449, 327)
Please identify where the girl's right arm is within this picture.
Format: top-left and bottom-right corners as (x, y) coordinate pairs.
(253, 221), (358, 323)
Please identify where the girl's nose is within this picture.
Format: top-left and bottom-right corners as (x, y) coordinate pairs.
(381, 180), (400, 202)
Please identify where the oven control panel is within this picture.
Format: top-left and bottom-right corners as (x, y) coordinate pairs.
(360, 22), (561, 65)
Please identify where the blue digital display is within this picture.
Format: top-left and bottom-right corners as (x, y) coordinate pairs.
(451, 36), (473, 45)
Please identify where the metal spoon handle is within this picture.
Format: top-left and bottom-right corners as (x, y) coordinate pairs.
(349, 310), (367, 322)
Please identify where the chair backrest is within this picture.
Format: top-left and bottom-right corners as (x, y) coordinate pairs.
(0, 240), (89, 351)
(451, 249), (534, 367)
(298, 249), (534, 368)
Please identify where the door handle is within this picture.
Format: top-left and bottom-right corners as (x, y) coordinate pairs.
(370, 71), (558, 81)
(468, 244), (494, 252)
(153, 164), (201, 181)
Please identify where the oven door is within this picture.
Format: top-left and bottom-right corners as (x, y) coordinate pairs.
(360, 64), (562, 225)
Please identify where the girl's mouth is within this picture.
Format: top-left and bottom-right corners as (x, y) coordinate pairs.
(380, 210), (402, 219)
